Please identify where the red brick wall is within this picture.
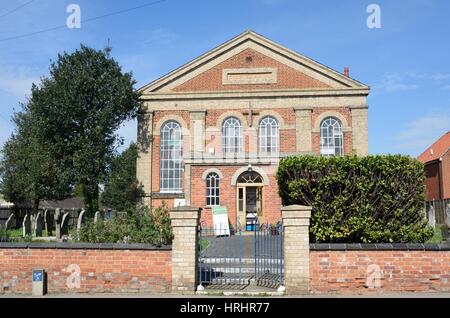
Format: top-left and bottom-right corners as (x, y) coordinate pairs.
(191, 165), (282, 227)
(172, 48), (330, 92)
(424, 161), (442, 200)
(310, 250), (450, 294)
(0, 248), (172, 295)
(442, 152), (450, 199)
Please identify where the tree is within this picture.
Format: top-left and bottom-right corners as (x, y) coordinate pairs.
(26, 45), (141, 216)
(101, 143), (142, 211)
(0, 110), (72, 214)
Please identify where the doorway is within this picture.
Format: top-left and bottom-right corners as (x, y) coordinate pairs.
(236, 171), (264, 231)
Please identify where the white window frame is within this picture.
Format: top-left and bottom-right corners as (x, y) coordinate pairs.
(206, 172), (220, 206)
(320, 116), (343, 157)
(259, 116), (279, 153)
(222, 117), (243, 153)
(160, 120), (182, 193)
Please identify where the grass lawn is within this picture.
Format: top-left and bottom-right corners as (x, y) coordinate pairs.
(5, 228), (54, 238)
(426, 225), (446, 243)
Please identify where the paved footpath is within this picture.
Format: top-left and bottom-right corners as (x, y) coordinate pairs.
(2, 292), (450, 298)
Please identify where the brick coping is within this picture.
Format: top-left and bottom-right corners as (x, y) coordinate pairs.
(310, 243), (450, 251)
(0, 242), (172, 250)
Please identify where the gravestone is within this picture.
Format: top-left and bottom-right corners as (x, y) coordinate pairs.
(54, 208), (63, 240)
(22, 213), (31, 237)
(34, 212), (43, 237)
(5, 213), (15, 230)
(428, 205), (436, 228)
(77, 209), (86, 233)
(44, 209), (53, 236)
(61, 211), (70, 236)
(446, 203), (450, 228)
(94, 211), (103, 224)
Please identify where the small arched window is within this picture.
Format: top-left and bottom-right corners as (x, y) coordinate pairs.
(259, 116), (279, 153)
(160, 120), (182, 192)
(206, 172), (220, 206)
(320, 117), (343, 156)
(222, 117), (242, 153)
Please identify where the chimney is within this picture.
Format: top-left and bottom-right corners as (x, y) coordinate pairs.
(344, 67), (349, 77)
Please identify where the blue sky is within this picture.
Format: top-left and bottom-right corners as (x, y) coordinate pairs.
(0, 0), (449, 156)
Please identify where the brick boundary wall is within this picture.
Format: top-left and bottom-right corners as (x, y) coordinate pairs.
(310, 243), (450, 295)
(0, 243), (172, 295)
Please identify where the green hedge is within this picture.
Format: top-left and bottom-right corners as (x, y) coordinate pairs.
(276, 155), (433, 243)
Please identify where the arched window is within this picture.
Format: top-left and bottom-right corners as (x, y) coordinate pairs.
(259, 116), (279, 153)
(320, 117), (343, 156)
(222, 117), (242, 153)
(206, 172), (220, 206)
(237, 171), (263, 184)
(160, 120), (182, 192)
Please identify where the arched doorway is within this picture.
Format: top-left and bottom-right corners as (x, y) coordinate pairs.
(236, 170), (264, 231)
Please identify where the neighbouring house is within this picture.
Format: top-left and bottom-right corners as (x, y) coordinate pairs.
(418, 131), (450, 201)
(136, 30), (370, 229)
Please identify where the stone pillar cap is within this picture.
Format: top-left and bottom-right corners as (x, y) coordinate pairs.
(170, 206), (202, 212)
(280, 204), (312, 211)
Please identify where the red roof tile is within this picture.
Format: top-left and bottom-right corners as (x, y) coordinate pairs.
(417, 131), (450, 163)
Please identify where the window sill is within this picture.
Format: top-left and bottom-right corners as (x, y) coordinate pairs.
(152, 192), (185, 199)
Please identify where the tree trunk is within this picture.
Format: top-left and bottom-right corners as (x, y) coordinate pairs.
(33, 198), (40, 216)
(82, 183), (99, 217)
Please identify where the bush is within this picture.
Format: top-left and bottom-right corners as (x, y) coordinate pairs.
(74, 202), (173, 245)
(276, 155), (433, 243)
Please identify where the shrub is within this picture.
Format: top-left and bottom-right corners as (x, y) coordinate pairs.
(276, 155), (433, 243)
(74, 202), (173, 245)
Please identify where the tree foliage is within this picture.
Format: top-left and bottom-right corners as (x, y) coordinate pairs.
(23, 45), (141, 216)
(0, 109), (72, 212)
(101, 143), (142, 211)
(276, 155), (433, 243)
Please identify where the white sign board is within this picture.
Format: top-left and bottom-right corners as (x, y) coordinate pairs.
(212, 206), (230, 237)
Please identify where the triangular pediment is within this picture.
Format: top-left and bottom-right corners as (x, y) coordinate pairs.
(139, 30), (368, 94)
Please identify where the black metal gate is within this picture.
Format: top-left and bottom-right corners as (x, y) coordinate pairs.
(197, 219), (283, 290)
(254, 220), (284, 288)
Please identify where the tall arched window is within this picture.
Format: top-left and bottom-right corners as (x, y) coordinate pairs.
(222, 117), (242, 153)
(160, 120), (182, 192)
(259, 116), (279, 153)
(320, 116), (343, 156)
(206, 172), (220, 206)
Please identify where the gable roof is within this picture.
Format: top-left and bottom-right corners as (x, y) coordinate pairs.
(139, 30), (369, 94)
(418, 131), (450, 163)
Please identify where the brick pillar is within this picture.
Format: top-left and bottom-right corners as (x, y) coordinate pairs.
(169, 206), (201, 293)
(281, 204), (312, 294)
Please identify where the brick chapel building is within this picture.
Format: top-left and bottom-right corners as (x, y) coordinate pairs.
(136, 31), (369, 229)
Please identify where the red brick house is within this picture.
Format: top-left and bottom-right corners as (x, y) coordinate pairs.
(418, 131), (450, 200)
(136, 31), (370, 229)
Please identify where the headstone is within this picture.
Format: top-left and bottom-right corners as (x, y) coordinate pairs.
(22, 214), (31, 237)
(34, 212), (43, 237)
(30, 214), (36, 235)
(44, 209), (53, 236)
(61, 211), (70, 236)
(446, 203), (450, 228)
(428, 204), (436, 228)
(54, 208), (63, 240)
(94, 211), (103, 224)
(5, 213), (15, 230)
(77, 209), (86, 233)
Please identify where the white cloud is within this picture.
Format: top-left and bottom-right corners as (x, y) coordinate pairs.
(0, 66), (39, 100)
(396, 112), (450, 155)
(373, 72), (450, 94)
(373, 73), (418, 94)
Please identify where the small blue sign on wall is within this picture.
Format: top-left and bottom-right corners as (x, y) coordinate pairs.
(32, 270), (43, 282)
